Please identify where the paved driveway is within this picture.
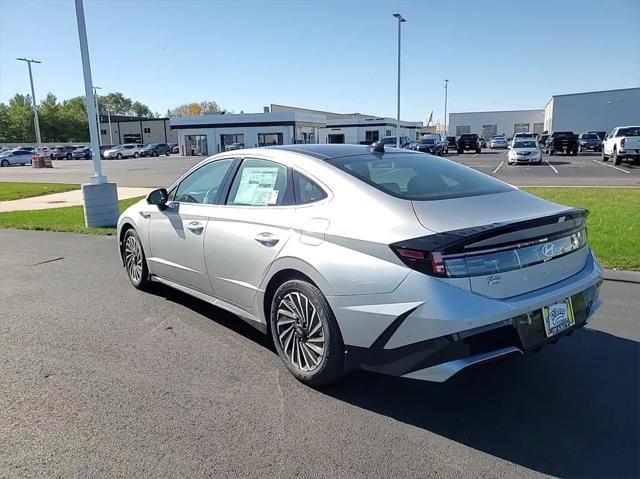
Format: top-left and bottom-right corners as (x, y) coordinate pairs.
(1, 229), (638, 478)
(1, 151), (639, 188)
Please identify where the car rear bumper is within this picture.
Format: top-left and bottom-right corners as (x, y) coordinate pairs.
(331, 250), (603, 381)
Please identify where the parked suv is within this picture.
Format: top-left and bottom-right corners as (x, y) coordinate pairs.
(378, 135), (411, 149)
(457, 133), (481, 153)
(546, 132), (579, 156)
(578, 133), (602, 152)
(103, 144), (142, 159)
(602, 126), (640, 165)
(140, 143), (171, 157)
(72, 146), (92, 159)
(52, 146), (79, 160)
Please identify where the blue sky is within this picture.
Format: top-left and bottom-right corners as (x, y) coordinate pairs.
(1, 0), (638, 123)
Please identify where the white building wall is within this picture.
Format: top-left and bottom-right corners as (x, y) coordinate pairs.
(177, 125), (295, 155)
(544, 88), (640, 133)
(448, 110), (545, 138)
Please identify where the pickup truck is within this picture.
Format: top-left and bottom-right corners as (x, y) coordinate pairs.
(545, 132), (579, 156)
(602, 126), (640, 165)
(456, 133), (481, 153)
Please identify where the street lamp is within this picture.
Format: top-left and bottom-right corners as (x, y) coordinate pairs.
(16, 58), (43, 153)
(93, 86), (102, 146)
(444, 79), (449, 136)
(392, 13), (406, 149)
(74, 0), (119, 228)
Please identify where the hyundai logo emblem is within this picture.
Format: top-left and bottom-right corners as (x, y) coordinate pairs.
(541, 242), (556, 258)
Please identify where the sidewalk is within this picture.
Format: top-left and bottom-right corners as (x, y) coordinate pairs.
(0, 187), (152, 212)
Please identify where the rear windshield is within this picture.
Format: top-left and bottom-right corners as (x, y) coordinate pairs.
(459, 134), (476, 139)
(582, 134), (598, 140)
(327, 153), (512, 201)
(617, 127), (640, 137)
(554, 132), (575, 137)
(419, 139), (436, 144)
(514, 140), (537, 148)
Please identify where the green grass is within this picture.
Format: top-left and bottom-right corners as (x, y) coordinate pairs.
(0, 182), (79, 201)
(523, 187), (640, 270)
(0, 197), (144, 235)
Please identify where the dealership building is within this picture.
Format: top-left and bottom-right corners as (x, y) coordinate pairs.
(448, 87), (639, 138)
(98, 115), (177, 146)
(170, 105), (423, 156)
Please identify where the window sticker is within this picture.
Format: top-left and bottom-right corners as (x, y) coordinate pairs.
(234, 166), (280, 206)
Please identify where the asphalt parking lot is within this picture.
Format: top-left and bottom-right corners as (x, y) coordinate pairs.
(1, 150), (639, 188)
(1, 229), (638, 478)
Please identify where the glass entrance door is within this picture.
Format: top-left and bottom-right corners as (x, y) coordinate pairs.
(185, 135), (208, 156)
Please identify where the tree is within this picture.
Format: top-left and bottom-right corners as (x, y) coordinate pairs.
(98, 92), (153, 117)
(3, 94), (35, 143)
(170, 100), (221, 117)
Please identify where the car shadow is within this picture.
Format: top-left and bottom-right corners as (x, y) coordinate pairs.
(323, 328), (639, 478)
(144, 285), (639, 478)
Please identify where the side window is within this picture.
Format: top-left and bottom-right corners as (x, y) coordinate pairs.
(174, 158), (234, 204)
(227, 158), (291, 206)
(294, 171), (327, 205)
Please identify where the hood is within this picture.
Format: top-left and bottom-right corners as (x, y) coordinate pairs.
(411, 189), (569, 233)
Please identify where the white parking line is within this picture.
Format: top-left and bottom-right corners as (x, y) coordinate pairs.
(591, 158), (631, 174)
(492, 161), (504, 174)
(545, 160), (559, 174)
(472, 153), (478, 157)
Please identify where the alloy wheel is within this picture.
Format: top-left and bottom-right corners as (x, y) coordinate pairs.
(276, 292), (325, 372)
(124, 235), (143, 283)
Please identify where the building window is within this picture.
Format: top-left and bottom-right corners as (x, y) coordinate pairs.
(456, 125), (471, 135)
(514, 123), (530, 134)
(100, 129), (107, 135)
(533, 123), (544, 135)
(258, 133), (283, 147)
(143, 127), (151, 133)
(327, 134), (345, 144)
(365, 131), (379, 143)
(185, 135), (208, 156)
(385, 129), (392, 137)
(416, 131), (420, 140)
(482, 124), (497, 139)
(123, 133), (142, 143)
(220, 133), (245, 151)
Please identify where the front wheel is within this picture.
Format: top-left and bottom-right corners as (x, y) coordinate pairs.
(122, 228), (150, 290)
(133, 152), (140, 159)
(270, 280), (346, 386)
(0, 159), (9, 167)
(117, 153), (123, 160)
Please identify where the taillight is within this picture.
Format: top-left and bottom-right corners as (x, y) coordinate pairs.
(391, 246), (448, 277)
(621, 138), (625, 148)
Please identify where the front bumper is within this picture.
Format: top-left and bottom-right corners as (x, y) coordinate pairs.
(333, 250), (603, 382)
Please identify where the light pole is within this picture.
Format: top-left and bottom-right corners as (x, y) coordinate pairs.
(75, 0), (119, 228)
(393, 13), (406, 149)
(16, 58), (43, 152)
(107, 108), (113, 144)
(93, 86), (102, 146)
(444, 79), (449, 136)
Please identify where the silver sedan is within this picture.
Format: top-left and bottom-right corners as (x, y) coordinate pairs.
(117, 144), (603, 386)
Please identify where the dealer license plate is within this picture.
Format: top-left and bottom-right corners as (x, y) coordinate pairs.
(542, 298), (575, 337)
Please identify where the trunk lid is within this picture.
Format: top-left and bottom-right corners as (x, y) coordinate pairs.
(411, 190), (589, 298)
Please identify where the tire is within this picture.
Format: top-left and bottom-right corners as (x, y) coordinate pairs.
(134, 152), (140, 159)
(0, 159), (9, 167)
(549, 150), (555, 156)
(270, 279), (346, 387)
(65, 153), (71, 160)
(122, 228), (150, 290)
(602, 149), (609, 162)
(613, 148), (621, 165)
(476, 148), (481, 154)
(165, 151), (170, 156)
(50, 154), (54, 160)
(457, 149), (463, 154)
(117, 153), (123, 160)
(152, 151), (158, 157)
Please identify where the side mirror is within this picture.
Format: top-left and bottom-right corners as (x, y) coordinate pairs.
(147, 188), (168, 207)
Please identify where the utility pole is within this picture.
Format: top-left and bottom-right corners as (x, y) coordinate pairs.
(75, 0), (119, 227)
(444, 79), (449, 136)
(393, 13), (406, 148)
(16, 58), (43, 152)
(107, 108), (113, 144)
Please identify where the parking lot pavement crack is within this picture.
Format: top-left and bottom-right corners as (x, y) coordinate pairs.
(28, 256), (65, 266)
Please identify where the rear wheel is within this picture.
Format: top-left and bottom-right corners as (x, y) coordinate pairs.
(152, 151), (158, 157)
(134, 152), (140, 159)
(117, 153), (123, 160)
(549, 149), (555, 156)
(602, 149), (609, 162)
(613, 148), (621, 165)
(165, 151), (170, 156)
(66, 153), (72, 160)
(270, 279), (345, 387)
(122, 228), (150, 290)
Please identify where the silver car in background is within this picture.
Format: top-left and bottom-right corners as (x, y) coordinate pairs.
(117, 144), (603, 386)
(0, 149), (32, 166)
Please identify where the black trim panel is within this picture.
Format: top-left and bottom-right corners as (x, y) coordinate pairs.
(171, 121), (296, 129)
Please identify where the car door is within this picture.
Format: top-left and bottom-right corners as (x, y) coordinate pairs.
(203, 157), (295, 309)
(146, 157), (237, 293)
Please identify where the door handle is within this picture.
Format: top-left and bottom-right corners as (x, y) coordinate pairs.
(186, 220), (204, 233)
(254, 232), (279, 247)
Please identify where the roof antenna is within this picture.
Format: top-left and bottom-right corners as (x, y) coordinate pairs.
(369, 141), (385, 154)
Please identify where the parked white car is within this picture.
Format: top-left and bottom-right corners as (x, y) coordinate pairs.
(103, 144), (143, 160)
(602, 126), (640, 165)
(508, 139), (542, 165)
(0, 149), (32, 166)
(511, 132), (536, 147)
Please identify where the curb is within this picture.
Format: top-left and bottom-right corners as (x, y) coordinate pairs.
(603, 269), (640, 284)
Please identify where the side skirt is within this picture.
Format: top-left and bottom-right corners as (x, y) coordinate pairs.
(151, 275), (267, 333)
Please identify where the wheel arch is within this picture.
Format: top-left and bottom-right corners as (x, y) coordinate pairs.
(118, 220), (136, 263)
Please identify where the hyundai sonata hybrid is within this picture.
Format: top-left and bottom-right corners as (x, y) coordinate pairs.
(117, 144), (603, 386)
